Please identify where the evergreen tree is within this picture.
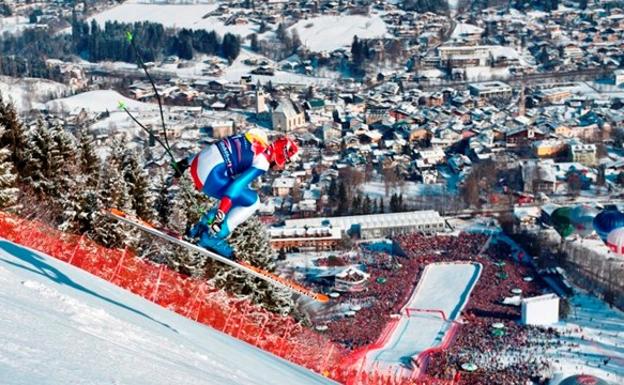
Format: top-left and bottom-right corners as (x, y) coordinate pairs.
(50, 123), (77, 194)
(336, 182), (349, 215)
(164, 175), (218, 276)
(214, 216), (295, 315)
(154, 174), (172, 227)
(91, 155), (131, 247)
(351, 35), (365, 67)
(169, 174), (214, 234)
(24, 121), (57, 195)
(328, 178), (338, 204)
(222, 33), (241, 62)
(250, 33), (259, 52)
(0, 97), (29, 176)
(291, 30), (302, 53)
(379, 198), (385, 213)
(77, 128), (100, 188)
(0, 147), (18, 210)
(122, 150), (155, 221)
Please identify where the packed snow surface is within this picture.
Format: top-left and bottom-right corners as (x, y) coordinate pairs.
(0, 239), (336, 385)
(88, 0), (256, 36)
(0, 76), (70, 113)
(366, 263), (481, 364)
(289, 15), (388, 52)
(46, 90), (158, 114)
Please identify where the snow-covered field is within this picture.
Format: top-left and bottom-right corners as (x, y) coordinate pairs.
(221, 49), (334, 86)
(88, 0), (256, 36)
(0, 239), (336, 385)
(289, 15), (388, 52)
(546, 293), (624, 384)
(0, 76), (70, 113)
(46, 89), (159, 114)
(366, 263), (482, 365)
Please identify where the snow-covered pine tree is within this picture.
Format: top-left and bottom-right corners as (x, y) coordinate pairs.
(24, 121), (56, 195)
(169, 174), (214, 234)
(0, 147), (18, 210)
(0, 96), (29, 176)
(121, 150), (155, 221)
(154, 173), (171, 227)
(91, 154), (131, 248)
(164, 174), (216, 276)
(49, 123), (81, 228)
(212, 216), (295, 315)
(77, 127), (100, 189)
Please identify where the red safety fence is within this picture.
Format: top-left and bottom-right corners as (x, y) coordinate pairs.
(0, 213), (343, 376)
(0, 212), (460, 385)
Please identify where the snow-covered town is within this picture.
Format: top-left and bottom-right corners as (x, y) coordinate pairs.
(0, 1), (622, 385)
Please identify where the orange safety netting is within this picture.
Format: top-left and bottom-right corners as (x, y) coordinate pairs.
(0, 212), (457, 385)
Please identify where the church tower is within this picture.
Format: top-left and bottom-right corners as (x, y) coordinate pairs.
(256, 81), (267, 115)
(517, 85), (526, 117)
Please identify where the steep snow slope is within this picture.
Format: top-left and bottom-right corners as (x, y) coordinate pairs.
(0, 239), (336, 385)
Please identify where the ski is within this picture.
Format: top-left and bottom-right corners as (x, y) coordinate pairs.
(106, 208), (329, 303)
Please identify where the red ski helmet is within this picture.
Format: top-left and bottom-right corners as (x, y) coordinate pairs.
(271, 136), (299, 168)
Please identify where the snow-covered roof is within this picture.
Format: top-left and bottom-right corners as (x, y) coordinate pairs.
(283, 210), (444, 231)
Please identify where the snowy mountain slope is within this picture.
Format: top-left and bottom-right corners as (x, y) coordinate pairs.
(45, 90), (158, 114)
(0, 239), (336, 385)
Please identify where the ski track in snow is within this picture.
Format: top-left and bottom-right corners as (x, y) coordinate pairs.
(0, 239), (335, 385)
(366, 263), (481, 365)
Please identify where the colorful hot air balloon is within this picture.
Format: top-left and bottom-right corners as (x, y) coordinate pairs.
(570, 204), (598, 238)
(606, 228), (624, 256)
(593, 209), (624, 242)
(551, 207), (575, 239)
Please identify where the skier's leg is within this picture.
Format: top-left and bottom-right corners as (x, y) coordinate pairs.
(222, 194), (260, 236)
(198, 192), (259, 259)
(188, 146), (230, 238)
(210, 187), (259, 237)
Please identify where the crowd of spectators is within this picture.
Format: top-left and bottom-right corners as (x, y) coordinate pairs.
(316, 233), (489, 350)
(422, 237), (556, 385)
(313, 231), (563, 385)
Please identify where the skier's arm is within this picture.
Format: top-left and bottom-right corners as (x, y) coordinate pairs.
(218, 167), (265, 213)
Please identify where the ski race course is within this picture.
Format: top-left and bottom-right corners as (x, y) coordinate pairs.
(0, 238), (336, 385)
(365, 263), (482, 372)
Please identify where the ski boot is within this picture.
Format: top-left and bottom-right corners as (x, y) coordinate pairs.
(188, 209), (234, 259)
(198, 232), (234, 259)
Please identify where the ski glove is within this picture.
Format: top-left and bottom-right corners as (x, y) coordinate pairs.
(172, 157), (190, 178)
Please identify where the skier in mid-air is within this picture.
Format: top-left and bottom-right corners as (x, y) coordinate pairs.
(173, 129), (299, 258)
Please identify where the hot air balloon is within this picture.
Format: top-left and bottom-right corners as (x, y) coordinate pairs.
(570, 204), (598, 238)
(551, 207), (575, 239)
(593, 209), (624, 241)
(607, 228), (624, 256)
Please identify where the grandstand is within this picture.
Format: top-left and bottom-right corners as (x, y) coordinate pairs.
(281, 210), (446, 239)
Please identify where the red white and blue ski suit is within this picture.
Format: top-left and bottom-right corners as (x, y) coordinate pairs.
(189, 131), (271, 241)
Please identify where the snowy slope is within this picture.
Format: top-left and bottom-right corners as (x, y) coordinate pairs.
(366, 263), (481, 364)
(0, 239), (336, 385)
(46, 90), (159, 114)
(88, 0), (256, 36)
(289, 15), (388, 52)
(0, 76), (70, 113)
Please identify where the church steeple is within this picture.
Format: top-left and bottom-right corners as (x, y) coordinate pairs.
(255, 80), (267, 115)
